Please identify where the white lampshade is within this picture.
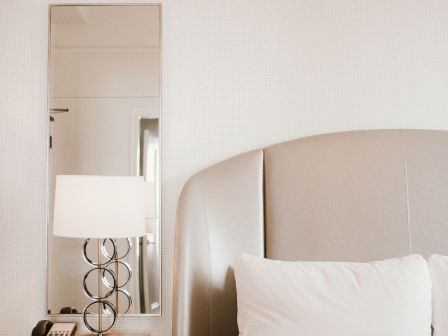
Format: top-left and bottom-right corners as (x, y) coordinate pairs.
(53, 175), (147, 239)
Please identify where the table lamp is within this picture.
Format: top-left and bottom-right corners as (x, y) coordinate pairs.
(53, 175), (149, 335)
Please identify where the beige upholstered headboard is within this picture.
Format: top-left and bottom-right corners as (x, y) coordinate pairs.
(173, 129), (448, 336)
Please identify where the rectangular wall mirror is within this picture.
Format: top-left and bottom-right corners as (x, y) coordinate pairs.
(47, 4), (161, 316)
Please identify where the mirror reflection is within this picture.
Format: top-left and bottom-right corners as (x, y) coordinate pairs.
(47, 4), (161, 316)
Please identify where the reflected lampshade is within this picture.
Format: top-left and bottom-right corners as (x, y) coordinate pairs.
(53, 175), (147, 238)
(144, 181), (156, 220)
(144, 181), (157, 234)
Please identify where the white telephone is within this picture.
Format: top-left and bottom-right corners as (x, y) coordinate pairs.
(32, 321), (77, 336)
(47, 323), (77, 336)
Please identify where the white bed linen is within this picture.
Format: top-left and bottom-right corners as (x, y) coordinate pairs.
(235, 254), (432, 336)
(428, 254), (448, 336)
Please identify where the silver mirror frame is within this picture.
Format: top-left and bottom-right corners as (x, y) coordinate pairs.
(45, 3), (162, 317)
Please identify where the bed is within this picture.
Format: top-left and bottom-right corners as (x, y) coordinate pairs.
(173, 129), (448, 336)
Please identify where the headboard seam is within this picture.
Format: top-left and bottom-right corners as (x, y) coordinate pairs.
(262, 149), (266, 258)
(400, 130), (412, 254)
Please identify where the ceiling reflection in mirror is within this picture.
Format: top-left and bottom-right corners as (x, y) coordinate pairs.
(47, 4), (161, 316)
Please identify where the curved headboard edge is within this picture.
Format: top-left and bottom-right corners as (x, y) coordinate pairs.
(174, 149), (264, 336)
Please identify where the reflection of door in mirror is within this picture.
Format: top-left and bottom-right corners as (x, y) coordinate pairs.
(48, 4), (161, 316)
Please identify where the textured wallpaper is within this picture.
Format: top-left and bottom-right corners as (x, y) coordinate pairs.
(3, 0), (448, 335)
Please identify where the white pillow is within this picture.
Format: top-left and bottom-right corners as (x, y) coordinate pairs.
(428, 254), (448, 336)
(234, 253), (432, 336)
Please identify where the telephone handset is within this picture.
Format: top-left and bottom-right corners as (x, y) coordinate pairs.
(32, 320), (53, 336)
(32, 320), (77, 336)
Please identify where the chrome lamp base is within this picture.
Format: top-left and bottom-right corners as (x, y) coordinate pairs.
(81, 238), (133, 335)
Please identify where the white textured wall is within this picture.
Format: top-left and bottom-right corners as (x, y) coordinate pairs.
(2, 0), (448, 335)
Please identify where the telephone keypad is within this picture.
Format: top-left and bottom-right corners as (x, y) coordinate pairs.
(46, 322), (77, 336)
